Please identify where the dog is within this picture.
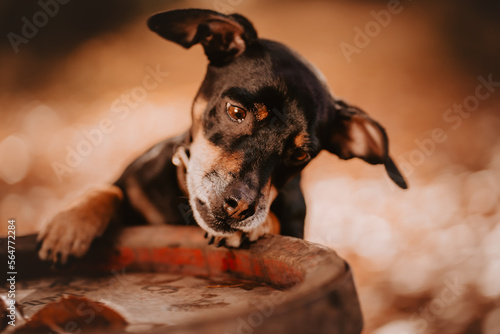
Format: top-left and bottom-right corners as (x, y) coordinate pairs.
(37, 8), (407, 266)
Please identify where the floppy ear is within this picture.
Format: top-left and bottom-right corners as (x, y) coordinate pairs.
(147, 9), (258, 65)
(324, 100), (408, 189)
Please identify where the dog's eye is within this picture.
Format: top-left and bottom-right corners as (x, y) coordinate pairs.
(226, 103), (246, 123)
(291, 149), (309, 162)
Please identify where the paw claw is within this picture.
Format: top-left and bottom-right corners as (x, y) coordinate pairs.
(54, 256), (73, 270)
(216, 238), (226, 248)
(68, 254), (76, 263)
(204, 230), (262, 249)
(240, 233), (249, 245)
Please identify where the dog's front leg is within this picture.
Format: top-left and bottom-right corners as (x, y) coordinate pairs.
(37, 185), (123, 266)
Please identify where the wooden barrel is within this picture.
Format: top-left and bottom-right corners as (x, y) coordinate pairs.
(0, 226), (363, 333)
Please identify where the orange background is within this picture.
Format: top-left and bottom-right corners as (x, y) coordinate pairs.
(1, 0), (500, 332)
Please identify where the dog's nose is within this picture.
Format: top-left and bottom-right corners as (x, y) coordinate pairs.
(223, 196), (256, 220)
(222, 182), (257, 221)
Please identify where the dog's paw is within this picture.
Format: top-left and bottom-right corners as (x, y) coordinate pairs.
(203, 213), (279, 248)
(246, 221), (270, 242)
(204, 231), (248, 248)
(243, 212), (279, 243)
(37, 210), (101, 267)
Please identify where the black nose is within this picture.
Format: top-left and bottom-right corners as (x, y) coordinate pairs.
(223, 196), (256, 220)
(222, 182), (257, 221)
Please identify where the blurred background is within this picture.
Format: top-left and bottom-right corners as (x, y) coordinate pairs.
(1, 0), (499, 332)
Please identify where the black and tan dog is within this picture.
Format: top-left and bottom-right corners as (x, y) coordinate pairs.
(37, 9), (407, 266)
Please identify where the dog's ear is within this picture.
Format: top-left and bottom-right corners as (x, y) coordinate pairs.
(147, 9), (257, 65)
(323, 100), (408, 189)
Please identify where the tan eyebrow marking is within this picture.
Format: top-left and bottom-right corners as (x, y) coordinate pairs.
(254, 103), (269, 121)
(294, 132), (309, 147)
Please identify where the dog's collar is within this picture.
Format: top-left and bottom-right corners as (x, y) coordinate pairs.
(172, 145), (190, 197)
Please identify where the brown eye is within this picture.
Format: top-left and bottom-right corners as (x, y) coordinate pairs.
(292, 149), (309, 162)
(226, 103), (247, 123)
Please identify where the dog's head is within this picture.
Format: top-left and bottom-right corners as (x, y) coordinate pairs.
(148, 9), (407, 236)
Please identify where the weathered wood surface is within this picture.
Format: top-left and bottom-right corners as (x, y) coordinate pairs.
(0, 226), (363, 333)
